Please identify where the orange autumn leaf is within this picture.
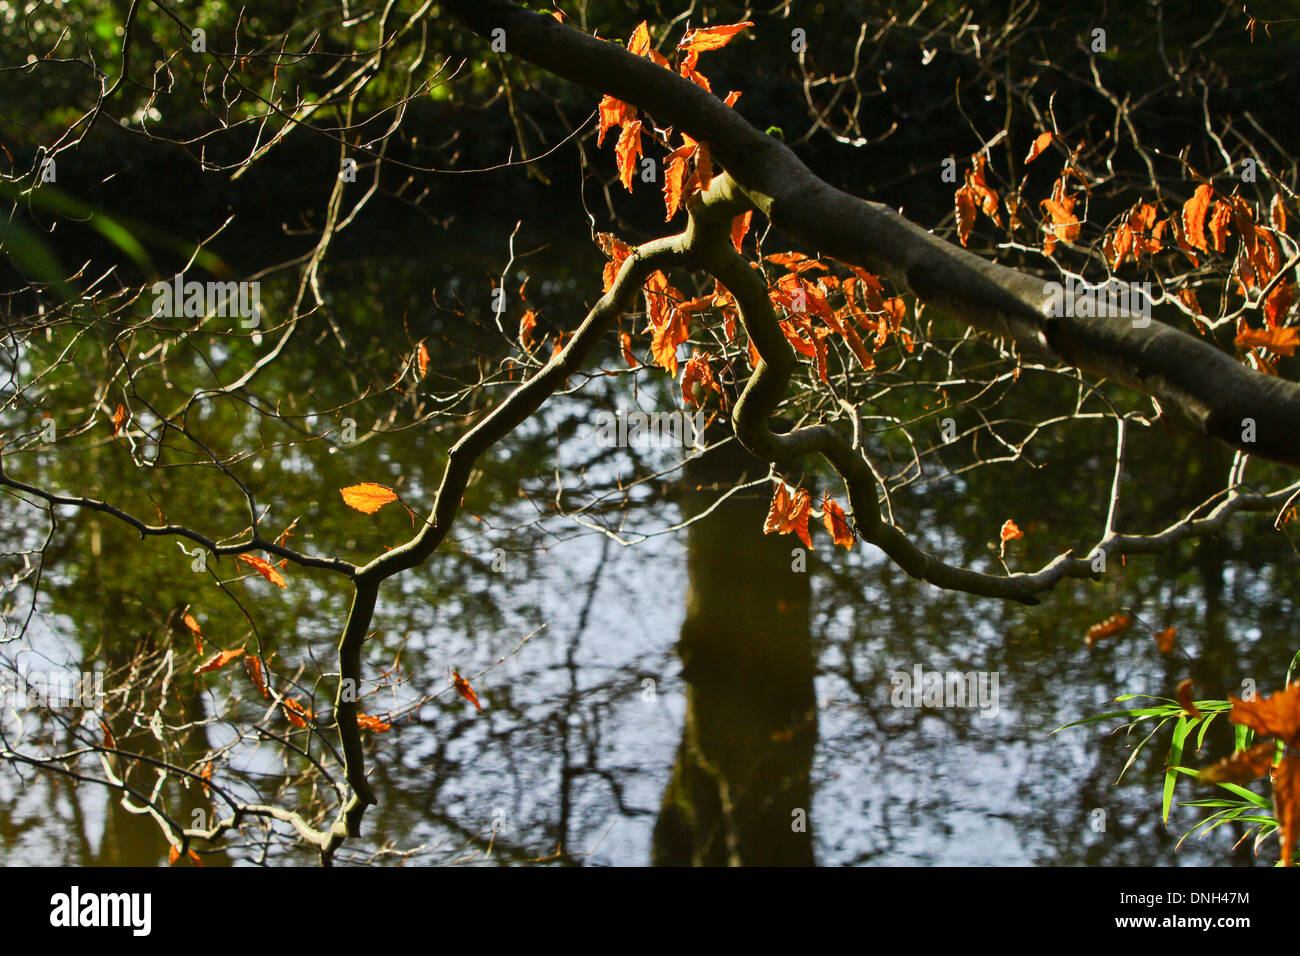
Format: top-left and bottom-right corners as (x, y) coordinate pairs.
(1103, 222), (1133, 269)
(1084, 612), (1133, 648)
(1208, 201), (1232, 252)
(518, 309), (538, 350)
(967, 153), (1001, 225)
(1176, 288), (1203, 316)
(684, 139), (712, 194)
(615, 119), (643, 192)
(1024, 131), (1054, 164)
(168, 844), (181, 866)
(998, 518), (1024, 558)
(1181, 183), (1214, 254)
(597, 232), (634, 293)
(620, 331), (637, 368)
(1153, 627), (1177, 654)
(821, 494), (854, 550)
(763, 483), (813, 550)
(1235, 325), (1299, 357)
(238, 553), (287, 588)
(661, 141), (696, 220)
(626, 21), (668, 66)
(1264, 282), (1294, 328)
(111, 403), (127, 437)
(723, 90), (742, 107)
(417, 342), (430, 377)
(731, 210), (753, 252)
(678, 20), (753, 53)
(340, 482), (399, 515)
(680, 351), (716, 407)
(1271, 194), (1288, 233)
(243, 653), (268, 698)
(281, 697), (313, 728)
(596, 94), (635, 147)
(1229, 681), (1300, 748)
(452, 669), (483, 712)
(100, 719), (115, 749)
(183, 613), (204, 654)
(954, 184), (977, 246)
(676, 48), (711, 91)
(1040, 197), (1081, 243)
(1274, 752), (1300, 867)
(1176, 678), (1202, 718)
(187, 848), (204, 867)
(199, 760), (214, 796)
(1198, 741), (1276, 785)
(357, 713), (392, 732)
(195, 647), (244, 675)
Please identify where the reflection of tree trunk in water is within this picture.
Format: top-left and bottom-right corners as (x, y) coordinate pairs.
(652, 424), (817, 866)
(87, 569), (230, 865)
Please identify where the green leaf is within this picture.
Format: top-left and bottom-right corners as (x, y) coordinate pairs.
(1163, 716), (1190, 824)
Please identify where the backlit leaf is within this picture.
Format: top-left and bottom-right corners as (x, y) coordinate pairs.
(195, 647), (244, 674)
(1229, 681), (1300, 748)
(615, 119), (643, 192)
(1024, 131), (1054, 164)
(340, 483), (399, 515)
(1182, 183), (1213, 253)
(238, 553), (288, 588)
(1198, 741), (1275, 785)
(1235, 325), (1298, 357)
(821, 495), (854, 550)
(678, 21), (753, 53)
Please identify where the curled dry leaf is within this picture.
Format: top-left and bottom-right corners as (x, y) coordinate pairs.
(452, 670), (483, 713)
(281, 697), (313, 728)
(1229, 680), (1300, 748)
(1175, 678), (1202, 718)
(357, 713), (392, 732)
(1197, 741), (1276, 785)
(340, 483), (399, 515)
(1084, 612), (1133, 648)
(243, 654), (268, 698)
(1153, 627), (1177, 654)
(821, 494), (854, 551)
(238, 553), (287, 588)
(183, 613), (203, 654)
(763, 482), (813, 550)
(1024, 131), (1054, 164)
(954, 185), (977, 246)
(1235, 325), (1299, 357)
(111, 403), (127, 437)
(195, 647), (244, 675)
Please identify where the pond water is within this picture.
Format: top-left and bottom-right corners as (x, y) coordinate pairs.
(1, 228), (1296, 868)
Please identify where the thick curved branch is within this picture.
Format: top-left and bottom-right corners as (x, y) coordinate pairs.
(443, 0), (1300, 468)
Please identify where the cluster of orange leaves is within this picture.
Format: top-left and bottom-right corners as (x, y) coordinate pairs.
(954, 138), (1297, 373)
(763, 482), (854, 551)
(596, 20), (749, 211)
